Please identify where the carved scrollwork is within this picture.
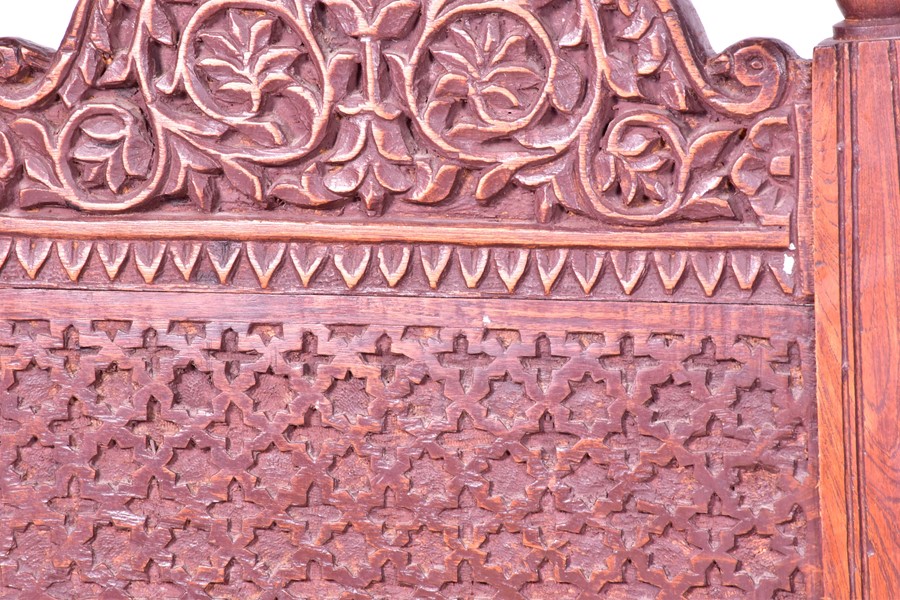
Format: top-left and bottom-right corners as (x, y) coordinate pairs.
(60, 103), (157, 209)
(168, 1), (332, 160)
(0, 0), (803, 227)
(410, 7), (565, 158)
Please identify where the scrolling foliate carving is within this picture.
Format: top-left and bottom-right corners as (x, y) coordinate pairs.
(0, 0), (804, 227)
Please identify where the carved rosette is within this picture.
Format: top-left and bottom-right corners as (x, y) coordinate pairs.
(0, 0), (802, 228)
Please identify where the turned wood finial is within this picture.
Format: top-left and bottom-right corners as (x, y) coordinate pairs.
(835, 0), (900, 38)
(837, 0), (900, 20)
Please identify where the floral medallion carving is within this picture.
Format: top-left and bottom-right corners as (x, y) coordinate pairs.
(174, 3), (330, 156)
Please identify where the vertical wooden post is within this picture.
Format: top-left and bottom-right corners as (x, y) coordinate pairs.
(815, 2), (900, 598)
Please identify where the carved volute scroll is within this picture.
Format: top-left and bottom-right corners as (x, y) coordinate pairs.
(0, 0), (810, 300)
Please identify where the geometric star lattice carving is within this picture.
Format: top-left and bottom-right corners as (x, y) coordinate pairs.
(0, 313), (818, 597)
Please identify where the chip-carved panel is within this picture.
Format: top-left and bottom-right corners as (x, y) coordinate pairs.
(0, 0), (811, 300)
(0, 238), (800, 301)
(0, 291), (819, 597)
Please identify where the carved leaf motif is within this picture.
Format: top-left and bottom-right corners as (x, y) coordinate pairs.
(610, 251), (648, 295)
(148, 1), (175, 46)
(98, 50), (134, 87)
(289, 244), (328, 287)
(476, 164), (518, 202)
(636, 19), (668, 76)
(334, 246), (372, 289)
(570, 250), (605, 294)
(420, 246), (453, 289)
(494, 249), (530, 293)
(96, 241), (131, 281)
(589, 113), (686, 221)
(70, 112), (152, 195)
(206, 242), (242, 284)
(196, 14), (300, 114)
(605, 54), (642, 98)
(457, 248), (490, 289)
(730, 252), (764, 291)
(516, 154), (582, 222)
(60, 38), (101, 107)
(56, 241), (93, 282)
(549, 59), (584, 113)
(378, 247), (412, 288)
(169, 242), (203, 282)
(370, 0), (420, 40)
(246, 243), (286, 289)
(404, 163), (460, 205)
(322, 0), (367, 37)
(768, 253), (796, 294)
(0, 238), (11, 271)
(162, 137), (221, 210)
(731, 116), (795, 225)
(658, 62), (690, 112)
(653, 251), (688, 293)
(11, 119), (64, 207)
(15, 239), (53, 279)
(134, 241), (167, 284)
(222, 160), (263, 204)
(690, 252), (727, 297)
(0, 128), (15, 187)
(536, 250), (569, 295)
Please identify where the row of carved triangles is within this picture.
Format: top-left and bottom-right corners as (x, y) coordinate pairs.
(0, 238), (797, 295)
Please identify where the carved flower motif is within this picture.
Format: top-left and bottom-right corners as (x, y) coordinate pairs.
(430, 13), (546, 133)
(69, 110), (152, 195)
(196, 11), (311, 116)
(322, 115), (414, 214)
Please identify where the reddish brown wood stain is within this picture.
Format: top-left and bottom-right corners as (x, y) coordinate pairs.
(1, 292), (818, 597)
(0, 0), (891, 597)
(815, 1), (900, 597)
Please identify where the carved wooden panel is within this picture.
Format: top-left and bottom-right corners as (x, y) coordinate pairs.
(0, 0), (811, 301)
(0, 0), (827, 597)
(0, 292), (819, 597)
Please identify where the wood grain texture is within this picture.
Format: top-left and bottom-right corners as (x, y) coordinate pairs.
(812, 42), (858, 600)
(814, 9), (900, 596)
(0, 0), (829, 597)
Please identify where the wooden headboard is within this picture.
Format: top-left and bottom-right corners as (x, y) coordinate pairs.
(0, 0), (892, 597)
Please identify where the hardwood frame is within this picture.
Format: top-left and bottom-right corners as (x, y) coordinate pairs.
(814, 6), (900, 597)
(0, 0), (896, 597)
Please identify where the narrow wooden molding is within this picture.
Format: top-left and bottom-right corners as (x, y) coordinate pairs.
(814, 40), (858, 600)
(0, 216), (791, 250)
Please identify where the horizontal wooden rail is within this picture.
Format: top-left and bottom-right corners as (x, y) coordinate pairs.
(0, 216), (791, 249)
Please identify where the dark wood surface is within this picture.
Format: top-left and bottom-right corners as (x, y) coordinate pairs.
(1, 0), (895, 597)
